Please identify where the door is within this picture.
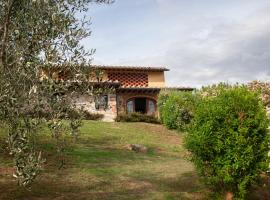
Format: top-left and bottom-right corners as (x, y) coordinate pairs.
(135, 98), (147, 113)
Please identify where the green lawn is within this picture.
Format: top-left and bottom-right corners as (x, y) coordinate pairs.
(0, 121), (268, 200)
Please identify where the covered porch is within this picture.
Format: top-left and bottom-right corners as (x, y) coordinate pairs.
(116, 88), (160, 116)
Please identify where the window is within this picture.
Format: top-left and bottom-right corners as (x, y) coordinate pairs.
(127, 100), (134, 113)
(148, 100), (156, 114)
(95, 95), (108, 110)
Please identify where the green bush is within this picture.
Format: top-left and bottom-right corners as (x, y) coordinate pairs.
(115, 112), (160, 124)
(161, 91), (199, 131)
(60, 109), (104, 120)
(185, 86), (269, 199)
(26, 108), (103, 121)
(82, 111), (104, 120)
(157, 89), (171, 123)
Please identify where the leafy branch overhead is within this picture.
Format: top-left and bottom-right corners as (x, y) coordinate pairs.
(0, 0), (113, 187)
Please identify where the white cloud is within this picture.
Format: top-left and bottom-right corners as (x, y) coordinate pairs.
(88, 0), (270, 87)
(148, 6), (270, 87)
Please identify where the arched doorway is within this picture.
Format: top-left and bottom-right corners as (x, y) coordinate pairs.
(126, 97), (156, 115)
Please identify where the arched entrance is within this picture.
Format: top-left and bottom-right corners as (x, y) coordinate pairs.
(126, 97), (156, 115)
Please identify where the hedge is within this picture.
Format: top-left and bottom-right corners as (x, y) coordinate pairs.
(115, 112), (160, 124)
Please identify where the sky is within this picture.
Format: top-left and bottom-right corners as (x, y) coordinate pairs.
(84, 0), (270, 88)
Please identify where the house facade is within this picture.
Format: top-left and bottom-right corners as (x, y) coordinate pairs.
(43, 65), (193, 121)
(71, 65), (169, 121)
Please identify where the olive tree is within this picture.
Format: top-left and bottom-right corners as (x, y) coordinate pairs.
(0, 0), (112, 187)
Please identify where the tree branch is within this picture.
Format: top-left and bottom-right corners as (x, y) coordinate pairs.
(0, 0), (14, 69)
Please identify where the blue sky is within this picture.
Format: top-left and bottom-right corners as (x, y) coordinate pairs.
(84, 0), (270, 87)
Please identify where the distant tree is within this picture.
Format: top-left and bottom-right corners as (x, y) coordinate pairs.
(0, 0), (113, 187)
(247, 81), (270, 118)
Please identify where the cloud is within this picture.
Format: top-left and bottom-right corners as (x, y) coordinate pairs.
(150, 6), (270, 87)
(88, 1), (270, 88)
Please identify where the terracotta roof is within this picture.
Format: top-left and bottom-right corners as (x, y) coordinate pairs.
(90, 65), (169, 72)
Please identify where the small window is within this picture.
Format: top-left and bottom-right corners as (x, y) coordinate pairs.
(95, 95), (108, 110)
(127, 100), (134, 113)
(148, 100), (156, 114)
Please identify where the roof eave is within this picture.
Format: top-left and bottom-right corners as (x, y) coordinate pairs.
(90, 65), (169, 72)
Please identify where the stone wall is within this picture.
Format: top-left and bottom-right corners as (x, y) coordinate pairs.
(70, 93), (117, 122)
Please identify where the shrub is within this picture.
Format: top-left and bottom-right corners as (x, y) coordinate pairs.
(185, 86), (269, 199)
(83, 111), (104, 120)
(26, 109), (104, 121)
(115, 112), (160, 124)
(157, 89), (171, 123)
(69, 109), (104, 120)
(161, 91), (199, 131)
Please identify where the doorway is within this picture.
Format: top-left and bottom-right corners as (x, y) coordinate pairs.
(135, 98), (146, 113)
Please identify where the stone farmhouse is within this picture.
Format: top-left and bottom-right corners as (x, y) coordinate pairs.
(70, 65), (193, 121)
(42, 65), (194, 121)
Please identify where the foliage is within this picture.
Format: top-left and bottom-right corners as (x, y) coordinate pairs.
(25, 107), (104, 121)
(185, 86), (269, 199)
(67, 108), (104, 121)
(247, 81), (270, 118)
(160, 91), (199, 131)
(83, 111), (104, 120)
(115, 112), (160, 124)
(0, 0), (113, 187)
(157, 89), (171, 123)
(7, 119), (45, 186)
(199, 82), (233, 98)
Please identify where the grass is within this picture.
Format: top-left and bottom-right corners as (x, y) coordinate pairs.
(0, 121), (268, 199)
(0, 121), (207, 200)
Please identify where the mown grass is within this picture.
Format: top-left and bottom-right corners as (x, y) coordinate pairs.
(0, 121), (208, 200)
(1, 121), (270, 199)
